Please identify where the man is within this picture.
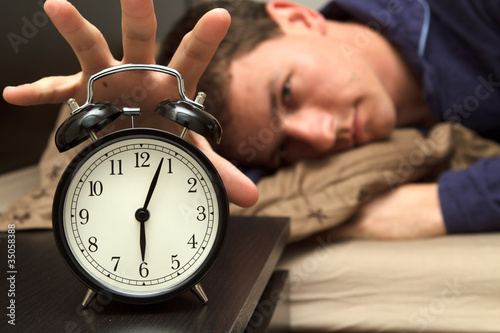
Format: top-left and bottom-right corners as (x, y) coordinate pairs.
(3, 0), (500, 239)
(156, 0), (500, 239)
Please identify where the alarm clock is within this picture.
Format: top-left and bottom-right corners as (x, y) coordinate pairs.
(51, 64), (228, 307)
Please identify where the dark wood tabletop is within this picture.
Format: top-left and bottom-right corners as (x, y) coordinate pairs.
(1, 216), (289, 333)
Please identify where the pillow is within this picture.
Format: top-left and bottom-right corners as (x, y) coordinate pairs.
(230, 123), (500, 242)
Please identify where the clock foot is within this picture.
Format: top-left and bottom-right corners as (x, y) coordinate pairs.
(191, 283), (208, 304)
(82, 288), (97, 308)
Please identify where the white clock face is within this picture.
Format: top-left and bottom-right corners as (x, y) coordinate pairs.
(56, 130), (226, 301)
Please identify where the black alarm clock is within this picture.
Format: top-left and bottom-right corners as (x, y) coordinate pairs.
(52, 64), (228, 307)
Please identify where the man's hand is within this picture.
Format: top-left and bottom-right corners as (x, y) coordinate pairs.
(2, 0), (258, 207)
(330, 183), (446, 239)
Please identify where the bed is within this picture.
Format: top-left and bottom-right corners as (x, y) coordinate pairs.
(2, 109), (500, 332)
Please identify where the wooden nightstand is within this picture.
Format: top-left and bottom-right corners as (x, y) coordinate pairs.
(1, 216), (289, 332)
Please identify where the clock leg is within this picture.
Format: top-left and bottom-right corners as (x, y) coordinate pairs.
(81, 288), (97, 308)
(191, 283), (208, 304)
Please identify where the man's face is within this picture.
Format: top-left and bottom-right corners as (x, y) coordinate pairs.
(224, 28), (396, 169)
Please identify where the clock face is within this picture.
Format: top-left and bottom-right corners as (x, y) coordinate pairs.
(53, 128), (228, 303)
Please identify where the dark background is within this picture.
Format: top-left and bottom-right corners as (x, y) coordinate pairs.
(0, 0), (189, 174)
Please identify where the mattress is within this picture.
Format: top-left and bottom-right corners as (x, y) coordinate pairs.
(277, 232), (500, 332)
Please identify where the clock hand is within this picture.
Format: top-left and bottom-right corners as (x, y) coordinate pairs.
(135, 157), (164, 262)
(140, 220), (146, 262)
(143, 157), (164, 210)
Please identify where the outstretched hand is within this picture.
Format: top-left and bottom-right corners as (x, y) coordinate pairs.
(2, 0), (258, 207)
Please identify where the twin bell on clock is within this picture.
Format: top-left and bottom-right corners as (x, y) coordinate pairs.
(52, 64), (229, 307)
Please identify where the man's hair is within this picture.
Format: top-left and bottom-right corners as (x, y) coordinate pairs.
(157, 0), (282, 153)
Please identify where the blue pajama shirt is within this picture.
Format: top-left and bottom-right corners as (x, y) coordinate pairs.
(321, 0), (500, 233)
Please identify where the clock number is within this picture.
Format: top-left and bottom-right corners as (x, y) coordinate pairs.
(188, 177), (197, 193)
(89, 181), (103, 196)
(79, 209), (89, 224)
(188, 234), (198, 249)
(135, 152), (150, 168)
(110, 159), (123, 175)
(111, 256), (120, 271)
(88, 236), (98, 252)
(171, 254), (180, 270)
(166, 158), (173, 174)
(139, 262), (149, 278)
(197, 206), (206, 221)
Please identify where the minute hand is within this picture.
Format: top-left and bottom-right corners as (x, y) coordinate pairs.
(143, 157), (164, 210)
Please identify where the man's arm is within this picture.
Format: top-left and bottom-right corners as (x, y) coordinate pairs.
(2, 0), (258, 207)
(331, 183), (446, 239)
(439, 157), (500, 233)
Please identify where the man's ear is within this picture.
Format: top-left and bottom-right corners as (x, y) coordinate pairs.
(265, 1), (327, 35)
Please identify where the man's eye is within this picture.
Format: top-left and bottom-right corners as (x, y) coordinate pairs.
(281, 80), (292, 106)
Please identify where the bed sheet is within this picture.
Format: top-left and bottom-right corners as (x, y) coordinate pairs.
(278, 232), (500, 332)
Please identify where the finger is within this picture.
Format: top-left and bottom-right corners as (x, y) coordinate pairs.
(44, 0), (114, 73)
(169, 8), (231, 97)
(121, 0), (157, 63)
(213, 152), (259, 208)
(3, 74), (81, 106)
(189, 132), (258, 208)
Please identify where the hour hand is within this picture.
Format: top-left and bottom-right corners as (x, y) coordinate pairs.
(135, 208), (149, 262)
(140, 219), (146, 262)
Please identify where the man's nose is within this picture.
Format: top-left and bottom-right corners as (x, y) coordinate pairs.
(283, 110), (336, 152)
